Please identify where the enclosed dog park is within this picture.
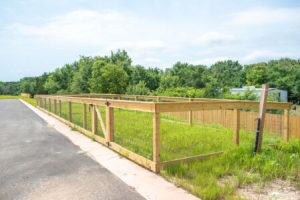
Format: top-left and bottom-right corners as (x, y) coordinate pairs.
(35, 93), (293, 173)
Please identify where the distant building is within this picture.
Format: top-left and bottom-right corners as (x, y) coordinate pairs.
(230, 86), (288, 102)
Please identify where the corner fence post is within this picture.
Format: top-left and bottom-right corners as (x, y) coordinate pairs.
(106, 106), (114, 142)
(91, 105), (97, 138)
(233, 109), (240, 146)
(283, 109), (290, 142)
(153, 112), (161, 173)
(254, 84), (269, 153)
(68, 101), (72, 122)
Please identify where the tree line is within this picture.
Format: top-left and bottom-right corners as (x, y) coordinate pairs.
(1, 50), (300, 102)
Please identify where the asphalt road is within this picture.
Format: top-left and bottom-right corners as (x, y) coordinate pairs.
(0, 100), (144, 200)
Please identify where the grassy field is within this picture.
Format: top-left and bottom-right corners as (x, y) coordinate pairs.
(42, 101), (300, 199)
(0, 95), (37, 106)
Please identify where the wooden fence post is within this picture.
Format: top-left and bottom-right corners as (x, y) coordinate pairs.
(233, 109), (240, 146)
(59, 100), (62, 116)
(106, 107), (114, 142)
(83, 104), (87, 129)
(188, 98), (193, 126)
(68, 102), (72, 122)
(283, 109), (290, 142)
(54, 99), (57, 114)
(91, 105), (97, 138)
(44, 99), (46, 109)
(153, 112), (160, 173)
(254, 84), (268, 153)
(49, 99), (52, 112)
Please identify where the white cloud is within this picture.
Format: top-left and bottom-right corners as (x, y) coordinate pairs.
(195, 32), (234, 45)
(106, 40), (166, 52)
(242, 50), (290, 63)
(2, 7), (300, 73)
(7, 9), (167, 50)
(191, 56), (230, 66)
(232, 8), (300, 27)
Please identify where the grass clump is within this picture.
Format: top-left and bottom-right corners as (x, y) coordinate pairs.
(161, 140), (300, 199)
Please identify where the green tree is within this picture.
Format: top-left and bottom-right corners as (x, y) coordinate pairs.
(44, 63), (77, 94)
(169, 62), (208, 88)
(19, 77), (37, 96)
(245, 63), (269, 86)
(126, 81), (150, 95)
(110, 50), (132, 76)
(210, 60), (245, 88)
(89, 61), (129, 94)
(157, 75), (180, 91)
(71, 56), (94, 93)
(131, 65), (161, 90)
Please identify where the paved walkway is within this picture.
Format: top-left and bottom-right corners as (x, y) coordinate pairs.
(0, 100), (144, 200)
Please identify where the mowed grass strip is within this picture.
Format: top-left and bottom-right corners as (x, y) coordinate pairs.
(0, 95), (36, 106)
(39, 99), (300, 199)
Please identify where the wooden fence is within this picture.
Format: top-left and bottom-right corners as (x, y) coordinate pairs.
(35, 94), (292, 173)
(166, 110), (300, 139)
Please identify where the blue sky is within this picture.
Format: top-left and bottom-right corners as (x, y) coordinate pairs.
(1, 0), (300, 81)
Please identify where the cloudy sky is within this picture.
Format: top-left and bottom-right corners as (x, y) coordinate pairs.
(1, 0), (300, 81)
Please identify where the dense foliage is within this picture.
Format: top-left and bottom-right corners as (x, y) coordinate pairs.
(1, 50), (300, 102)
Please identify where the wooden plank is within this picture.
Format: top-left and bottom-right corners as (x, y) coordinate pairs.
(154, 101), (291, 112)
(83, 104), (87, 129)
(35, 95), (155, 112)
(153, 112), (160, 172)
(109, 142), (156, 171)
(255, 84), (269, 153)
(94, 135), (108, 146)
(283, 109), (290, 142)
(95, 107), (106, 137)
(233, 109), (240, 146)
(160, 151), (224, 168)
(68, 101), (72, 122)
(91, 105), (97, 137)
(106, 107), (114, 142)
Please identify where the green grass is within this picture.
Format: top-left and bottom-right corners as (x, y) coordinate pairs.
(0, 95), (37, 106)
(38, 99), (300, 199)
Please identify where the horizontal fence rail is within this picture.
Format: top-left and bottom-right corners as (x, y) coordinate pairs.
(35, 93), (295, 173)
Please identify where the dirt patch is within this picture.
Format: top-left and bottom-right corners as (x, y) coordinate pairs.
(236, 179), (300, 200)
(218, 175), (239, 188)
